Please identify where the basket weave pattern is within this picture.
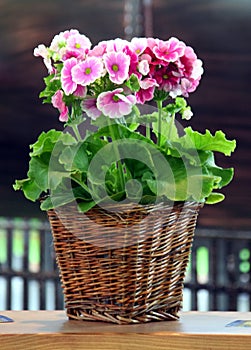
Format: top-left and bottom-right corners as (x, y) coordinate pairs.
(47, 201), (201, 324)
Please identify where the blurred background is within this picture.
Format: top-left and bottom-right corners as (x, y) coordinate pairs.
(1, 0), (251, 312)
(1, 0), (250, 228)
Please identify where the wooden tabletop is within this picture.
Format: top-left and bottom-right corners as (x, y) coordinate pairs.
(1, 311), (251, 349)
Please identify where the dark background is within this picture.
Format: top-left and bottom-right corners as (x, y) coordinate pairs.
(1, 0), (250, 229)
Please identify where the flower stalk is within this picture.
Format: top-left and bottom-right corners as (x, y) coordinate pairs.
(157, 100), (163, 147)
(71, 123), (82, 142)
(168, 113), (176, 140)
(107, 120), (125, 192)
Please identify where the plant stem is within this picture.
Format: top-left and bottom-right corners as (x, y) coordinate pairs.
(108, 120), (125, 192)
(71, 175), (90, 194)
(71, 123), (82, 142)
(69, 103), (82, 142)
(146, 124), (151, 140)
(157, 100), (162, 147)
(168, 113), (175, 140)
(133, 105), (140, 118)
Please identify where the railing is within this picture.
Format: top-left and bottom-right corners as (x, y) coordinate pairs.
(184, 228), (251, 312)
(0, 217), (251, 311)
(0, 217), (63, 310)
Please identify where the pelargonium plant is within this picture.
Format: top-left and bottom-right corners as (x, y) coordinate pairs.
(14, 29), (236, 212)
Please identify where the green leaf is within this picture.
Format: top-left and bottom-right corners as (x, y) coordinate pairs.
(13, 178), (27, 191)
(30, 130), (76, 157)
(28, 154), (50, 190)
(77, 191), (127, 213)
(139, 194), (157, 204)
(154, 90), (169, 102)
(210, 167), (234, 188)
(152, 115), (179, 147)
(137, 113), (158, 124)
(200, 151), (234, 188)
(48, 170), (70, 190)
(41, 193), (71, 211)
(39, 73), (62, 103)
(59, 142), (89, 172)
(188, 174), (221, 202)
(163, 97), (187, 116)
(77, 201), (96, 212)
(125, 73), (140, 92)
(40, 197), (53, 210)
(16, 129), (80, 205)
(85, 132), (108, 155)
(13, 178), (42, 202)
(125, 179), (143, 201)
(28, 152), (69, 192)
(183, 127), (236, 156)
(42, 182), (93, 211)
(146, 173), (218, 203)
(165, 127), (236, 168)
(206, 192), (225, 204)
(144, 152), (222, 202)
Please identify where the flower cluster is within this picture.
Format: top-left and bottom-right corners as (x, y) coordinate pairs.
(34, 29), (203, 122)
(13, 29), (236, 212)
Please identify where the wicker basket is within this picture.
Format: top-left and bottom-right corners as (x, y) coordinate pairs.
(47, 201), (202, 324)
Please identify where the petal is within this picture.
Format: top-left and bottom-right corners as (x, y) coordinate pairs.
(61, 58), (78, 95)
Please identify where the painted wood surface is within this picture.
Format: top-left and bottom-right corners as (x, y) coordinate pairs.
(1, 311), (251, 349)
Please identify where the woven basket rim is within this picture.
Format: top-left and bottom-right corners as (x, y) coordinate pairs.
(47, 199), (203, 213)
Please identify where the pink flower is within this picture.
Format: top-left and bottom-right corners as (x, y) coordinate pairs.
(136, 78), (158, 104)
(123, 46), (139, 76)
(130, 37), (147, 55)
(49, 31), (68, 61)
(169, 85), (182, 98)
(143, 39), (164, 66)
(182, 108), (193, 120)
(180, 77), (200, 97)
(64, 32), (92, 60)
(48, 29), (92, 62)
(51, 90), (69, 122)
(190, 59), (203, 80)
(179, 46), (203, 80)
(153, 37), (185, 63)
(72, 57), (103, 86)
(82, 98), (101, 120)
(105, 38), (129, 52)
(33, 44), (53, 73)
(61, 57), (78, 95)
(138, 59), (150, 75)
(89, 41), (108, 57)
(153, 63), (181, 93)
(97, 88), (136, 118)
(50, 32), (67, 52)
(61, 29), (80, 40)
(177, 46), (203, 96)
(179, 46), (197, 77)
(146, 37), (160, 51)
(103, 51), (130, 84)
(67, 33), (91, 52)
(140, 53), (152, 64)
(73, 85), (87, 98)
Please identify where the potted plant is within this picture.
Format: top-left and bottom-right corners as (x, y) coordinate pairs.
(14, 29), (236, 323)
